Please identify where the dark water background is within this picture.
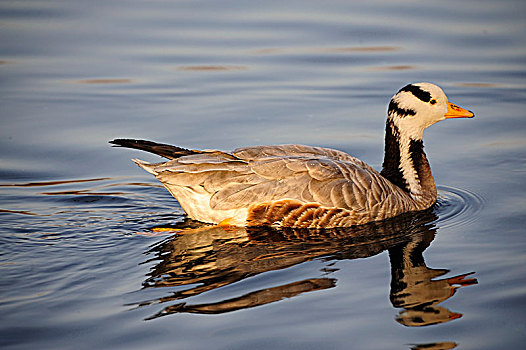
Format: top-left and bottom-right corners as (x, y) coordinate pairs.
(1, 1), (525, 349)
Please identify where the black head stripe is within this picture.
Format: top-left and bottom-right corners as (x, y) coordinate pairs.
(399, 84), (431, 102)
(388, 100), (416, 118)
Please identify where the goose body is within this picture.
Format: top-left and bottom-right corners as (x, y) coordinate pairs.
(111, 82), (473, 228)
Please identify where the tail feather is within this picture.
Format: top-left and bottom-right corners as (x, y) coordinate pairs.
(132, 158), (159, 176)
(109, 139), (200, 159)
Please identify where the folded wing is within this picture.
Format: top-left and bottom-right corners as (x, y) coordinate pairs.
(137, 145), (408, 218)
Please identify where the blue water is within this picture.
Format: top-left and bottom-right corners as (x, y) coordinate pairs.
(1, 1), (526, 349)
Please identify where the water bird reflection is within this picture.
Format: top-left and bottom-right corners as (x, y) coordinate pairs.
(137, 209), (476, 325)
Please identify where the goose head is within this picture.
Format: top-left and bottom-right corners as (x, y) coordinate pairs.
(387, 82), (474, 140)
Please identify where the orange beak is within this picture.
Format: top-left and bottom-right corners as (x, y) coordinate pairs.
(444, 102), (475, 119)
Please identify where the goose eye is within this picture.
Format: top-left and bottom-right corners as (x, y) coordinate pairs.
(430, 99), (437, 105)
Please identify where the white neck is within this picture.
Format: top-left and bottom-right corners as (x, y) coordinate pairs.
(397, 135), (423, 198)
(381, 120), (437, 208)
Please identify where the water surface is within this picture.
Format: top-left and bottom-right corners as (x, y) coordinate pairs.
(1, 1), (526, 349)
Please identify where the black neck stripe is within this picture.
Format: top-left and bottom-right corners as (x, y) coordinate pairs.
(381, 120), (410, 193)
(409, 139), (425, 174)
(399, 84), (431, 102)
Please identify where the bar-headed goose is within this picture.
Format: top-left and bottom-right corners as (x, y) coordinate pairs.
(111, 82), (474, 228)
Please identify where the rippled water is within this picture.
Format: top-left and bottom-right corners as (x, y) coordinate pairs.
(1, 1), (526, 349)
